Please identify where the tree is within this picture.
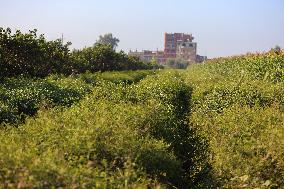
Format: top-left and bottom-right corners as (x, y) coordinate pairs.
(71, 44), (116, 72)
(270, 45), (281, 55)
(95, 33), (120, 50)
(0, 28), (72, 78)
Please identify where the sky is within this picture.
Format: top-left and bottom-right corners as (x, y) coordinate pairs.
(0, 0), (284, 58)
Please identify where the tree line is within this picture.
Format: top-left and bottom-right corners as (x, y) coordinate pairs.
(0, 28), (160, 78)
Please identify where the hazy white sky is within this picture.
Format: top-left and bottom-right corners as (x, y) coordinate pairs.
(1, 0), (284, 58)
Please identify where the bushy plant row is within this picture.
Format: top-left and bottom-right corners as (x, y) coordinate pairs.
(0, 28), (160, 78)
(200, 51), (284, 83)
(0, 71), (210, 188)
(0, 70), (155, 125)
(185, 51), (284, 188)
(71, 45), (160, 73)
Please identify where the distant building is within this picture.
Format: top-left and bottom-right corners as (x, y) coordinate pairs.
(129, 32), (205, 64)
(176, 40), (197, 62)
(164, 33), (194, 59)
(196, 55), (207, 63)
(128, 50), (166, 64)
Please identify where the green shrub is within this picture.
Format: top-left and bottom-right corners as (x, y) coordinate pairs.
(0, 71), (207, 188)
(0, 28), (162, 78)
(185, 51), (284, 188)
(71, 44), (158, 73)
(0, 28), (72, 78)
(0, 70), (155, 125)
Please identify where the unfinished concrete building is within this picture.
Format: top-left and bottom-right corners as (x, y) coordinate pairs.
(176, 40), (197, 62)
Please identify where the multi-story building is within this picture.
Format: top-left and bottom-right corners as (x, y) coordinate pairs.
(129, 33), (202, 64)
(164, 33), (194, 58)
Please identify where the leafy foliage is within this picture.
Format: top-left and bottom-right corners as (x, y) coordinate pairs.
(0, 71), (210, 188)
(0, 28), (160, 78)
(0, 70), (155, 125)
(0, 28), (73, 78)
(95, 33), (120, 49)
(185, 51), (284, 188)
(71, 44), (154, 72)
(1, 27), (283, 188)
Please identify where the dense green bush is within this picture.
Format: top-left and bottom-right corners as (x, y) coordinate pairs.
(0, 76), (91, 125)
(71, 44), (157, 73)
(190, 105), (284, 188)
(0, 28), (161, 78)
(2, 29), (283, 188)
(69, 71), (211, 187)
(0, 70), (155, 125)
(199, 52), (284, 83)
(0, 28), (73, 78)
(0, 71), (210, 188)
(185, 51), (284, 188)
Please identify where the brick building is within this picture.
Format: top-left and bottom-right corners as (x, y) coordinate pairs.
(129, 33), (204, 64)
